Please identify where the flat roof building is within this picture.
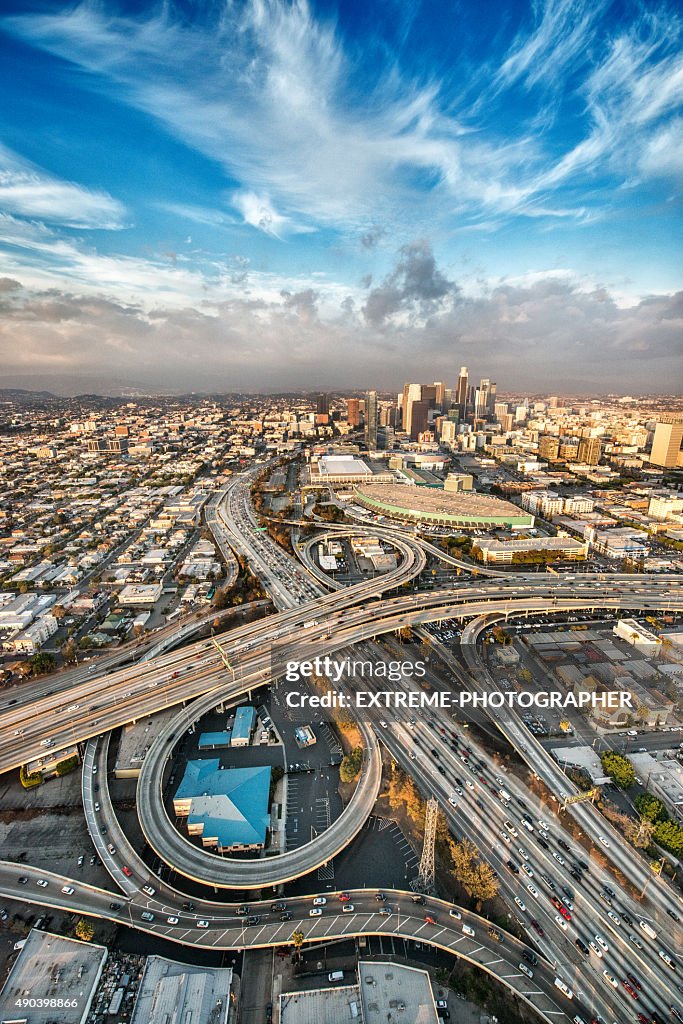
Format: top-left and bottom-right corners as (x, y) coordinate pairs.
(359, 962), (439, 1024)
(130, 955), (233, 1024)
(614, 619), (662, 655)
(198, 730), (232, 750)
(231, 704), (256, 746)
(0, 929), (107, 1024)
(474, 536), (587, 564)
(279, 984), (362, 1024)
(117, 582), (163, 606)
(173, 759), (271, 852)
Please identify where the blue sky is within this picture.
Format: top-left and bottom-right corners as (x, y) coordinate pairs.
(0, 0), (681, 393)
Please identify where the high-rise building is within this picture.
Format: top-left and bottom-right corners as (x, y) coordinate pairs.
(402, 383), (423, 436)
(474, 379), (491, 419)
(316, 393), (329, 416)
(455, 367), (468, 416)
(650, 416), (683, 468)
(346, 398), (361, 427)
(379, 402), (396, 428)
(365, 390), (378, 450)
(488, 382), (497, 414)
(494, 402), (509, 421)
(433, 381), (446, 408)
(538, 434), (560, 461)
(577, 437), (601, 465)
(409, 400), (430, 439)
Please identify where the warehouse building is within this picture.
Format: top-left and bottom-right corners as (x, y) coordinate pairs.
(0, 929), (107, 1024)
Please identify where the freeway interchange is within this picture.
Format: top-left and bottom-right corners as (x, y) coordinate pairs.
(0, 467), (682, 1024)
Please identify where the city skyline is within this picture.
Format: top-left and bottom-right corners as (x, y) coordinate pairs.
(1, 0), (682, 393)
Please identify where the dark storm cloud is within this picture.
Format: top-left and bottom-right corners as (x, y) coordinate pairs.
(362, 240), (459, 326)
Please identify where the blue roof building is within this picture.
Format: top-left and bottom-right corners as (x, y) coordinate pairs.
(173, 759), (271, 852)
(231, 705), (256, 747)
(198, 731), (232, 750)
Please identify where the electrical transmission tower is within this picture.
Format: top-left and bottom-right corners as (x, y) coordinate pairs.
(411, 797), (438, 894)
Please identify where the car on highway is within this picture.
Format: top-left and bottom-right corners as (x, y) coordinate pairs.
(106, 844), (116, 855)
(342, 904), (355, 913)
(142, 885), (156, 896)
(122, 866), (132, 877)
(280, 912), (292, 921)
(595, 935), (608, 952)
(575, 938), (589, 955)
(621, 980), (638, 999)
(449, 908), (462, 920)
(109, 901), (121, 910)
(628, 933), (643, 949)
(513, 897), (526, 912)
(598, 836), (610, 848)
(77, 855), (84, 867)
(61, 885), (75, 895)
(667, 909), (681, 922)
(522, 950), (537, 965)
(141, 911), (155, 922)
(526, 885), (539, 899)
(36, 879), (48, 888)
(313, 897), (327, 906)
(552, 851), (565, 864)
(167, 915), (179, 924)
(530, 919), (544, 937)
(499, 831), (511, 844)
(309, 908), (322, 917)
(589, 941), (603, 958)
(602, 971), (618, 988)
(626, 972), (642, 991)
(94, 802), (100, 812)
(519, 963), (533, 978)
(554, 915), (568, 931)
(521, 864), (533, 877)
(607, 910), (620, 926)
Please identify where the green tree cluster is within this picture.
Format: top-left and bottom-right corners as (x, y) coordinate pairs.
(600, 751), (635, 788)
(447, 838), (499, 907)
(339, 747), (363, 783)
(631, 793), (683, 855)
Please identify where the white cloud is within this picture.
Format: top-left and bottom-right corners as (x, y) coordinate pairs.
(0, 144), (126, 229)
(231, 189), (314, 236)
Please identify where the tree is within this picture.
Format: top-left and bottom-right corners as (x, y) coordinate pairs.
(653, 819), (683, 856)
(634, 793), (668, 823)
(19, 764), (42, 789)
(291, 929), (305, 950)
(75, 918), (95, 942)
(29, 652), (56, 676)
(600, 751), (635, 789)
(339, 747), (363, 783)
(61, 640), (78, 665)
(448, 838), (499, 907)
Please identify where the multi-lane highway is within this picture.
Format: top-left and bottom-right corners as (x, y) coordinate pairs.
(0, 858), (590, 1024)
(2, 465), (682, 1024)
